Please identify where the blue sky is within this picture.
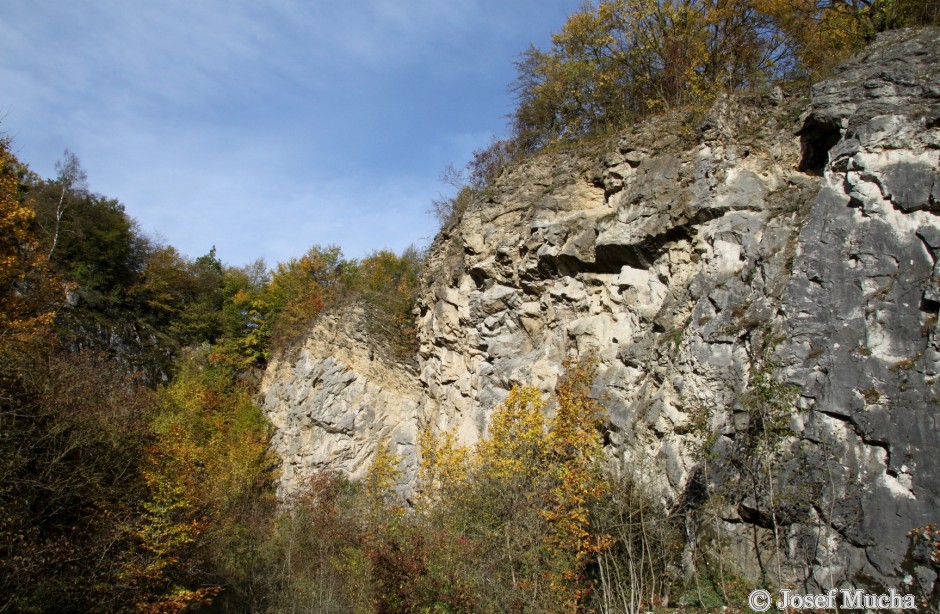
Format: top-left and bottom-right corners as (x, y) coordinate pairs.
(1, 0), (579, 267)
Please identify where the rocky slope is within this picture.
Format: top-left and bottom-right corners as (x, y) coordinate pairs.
(262, 28), (939, 593)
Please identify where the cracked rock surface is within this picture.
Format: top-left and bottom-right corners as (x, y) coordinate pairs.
(264, 28), (939, 592)
(261, 305), (421, 499)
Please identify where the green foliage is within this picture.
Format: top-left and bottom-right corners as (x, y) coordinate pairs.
(130, 244), (226, 346)
(10, 2), (936, 604)
(30, 177), (142, 302)
(207, 244), (423, 368)
(12, 150), (229, 378)
(26, 171), (423, 372)
(0, 142), (432, 611)
(174, 246), (225, 342)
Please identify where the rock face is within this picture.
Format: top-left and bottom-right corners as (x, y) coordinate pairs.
(772, 28), (940, 590)
(263, 28), (939, 593)
(261, 305), (422, 499)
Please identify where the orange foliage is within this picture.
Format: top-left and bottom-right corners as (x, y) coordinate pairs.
(0, 140), (59, 347)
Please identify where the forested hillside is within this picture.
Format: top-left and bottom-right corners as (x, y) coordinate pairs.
(0, 140), (422, 611)
(1, 1), (938, 612)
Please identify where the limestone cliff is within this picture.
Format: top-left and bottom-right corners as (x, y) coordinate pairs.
(262, 28), (939, 593)
(261, 306), (422, 498)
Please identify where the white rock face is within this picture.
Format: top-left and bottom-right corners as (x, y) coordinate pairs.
(416, 93), (807, 459)
(260, 306), (423, 499)
(263, 28), (940, 593)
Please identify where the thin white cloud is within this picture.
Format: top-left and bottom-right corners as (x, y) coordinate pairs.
(1, 1), (580, 266)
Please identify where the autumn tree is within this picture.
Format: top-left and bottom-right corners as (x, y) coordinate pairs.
(543, 355), (609, 610)
(0, 139), (59, 346)
(0, 142), (283, 610)
(354, 247), (423, 362)
(513, 0), (789, 148)
(258, 472), (373, 613)
(0, 346), (160, 611)
(124, 349), (274, 611)
(511, 0), (933, 150)
(214, 259), (271, 368)
(415, 357), (610, 611)
(262, 245), (354, 350)
(752, 0), (938, 78)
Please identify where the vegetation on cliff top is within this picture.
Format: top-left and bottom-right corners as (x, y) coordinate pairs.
(510, 0), (937, 150)
(435, 0), (937, 226)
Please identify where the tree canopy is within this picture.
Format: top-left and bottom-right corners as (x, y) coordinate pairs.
(511, 0), (937, 150)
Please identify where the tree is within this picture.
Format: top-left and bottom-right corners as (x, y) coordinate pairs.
(543, 355), (608, 610)
(0, 347), (159, 612)
(215, 259), (271, 367)
(511, 0), (926, 150)
(0, 139), (59, 346)
(45, 149), (87, 261)
(355, 247), (423, 362)
(125, 349), (274, 611)
(415, 358), (610, 611)
(263, 245), (353, 349)
(132, 243), (192, 330)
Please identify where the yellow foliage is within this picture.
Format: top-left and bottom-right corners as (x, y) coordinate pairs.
(415, 358), (610, 611)
(476, 385), (549, 483)
(365, 437), (402, 510)
(265, 244), (352, 348)
(0, 140), (58, 347)
(544, 355), (608, 609)
(417, 426), (470, 508)
(128, 351), (274, 610)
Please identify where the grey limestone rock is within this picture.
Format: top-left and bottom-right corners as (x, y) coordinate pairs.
(261, 305), (423, 500)
(264, 27), (940, 597)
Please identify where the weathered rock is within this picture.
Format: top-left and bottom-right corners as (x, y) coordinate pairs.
(264, 27), (940, 596)
(261, 304), (424, 499)
(771, 27), (940, 592)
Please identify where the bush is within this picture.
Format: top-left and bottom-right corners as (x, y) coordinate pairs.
(431, 139), (515, 228)
(355, 247), (423, 364)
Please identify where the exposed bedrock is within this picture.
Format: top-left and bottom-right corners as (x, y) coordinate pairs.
(264, 28), (940, 593)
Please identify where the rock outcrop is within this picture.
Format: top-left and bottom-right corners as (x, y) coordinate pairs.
(261, 305), (422, 499)
(263, 28), (939, 593)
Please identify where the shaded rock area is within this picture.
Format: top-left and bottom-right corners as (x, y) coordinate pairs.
(263, 28), (939, 593)
(773, 27), (940, 591)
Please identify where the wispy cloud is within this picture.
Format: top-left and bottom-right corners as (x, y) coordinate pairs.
(1, 0), (578, 266)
